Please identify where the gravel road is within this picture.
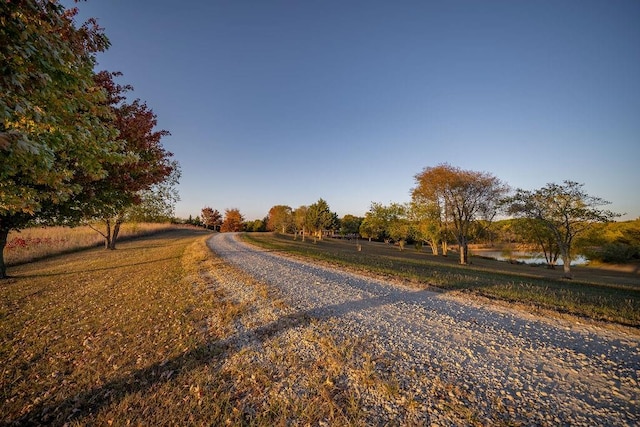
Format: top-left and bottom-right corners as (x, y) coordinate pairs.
(207, 233), (639, 425)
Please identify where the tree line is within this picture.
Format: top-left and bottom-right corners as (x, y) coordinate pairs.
(199, 199), (340, 241)
(1, 1), (179, 278)
(203, 164), (628, 279)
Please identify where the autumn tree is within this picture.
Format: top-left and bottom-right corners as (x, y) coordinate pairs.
(266, 205), (293, 234)
(505, 181), (619, 278)
(220, 208), (245, 232)
(201, 206), (222, 230)
(305, 199), (337, 241)
(412, 164), (508, 265)
(0, 0), (121, 277)
(80, 71), (176, 249)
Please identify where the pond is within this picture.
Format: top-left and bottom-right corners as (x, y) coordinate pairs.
(475, 251), (588, 266)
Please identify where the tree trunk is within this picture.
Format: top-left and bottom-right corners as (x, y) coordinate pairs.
(559, 244), (572, 278)
(561, 254), (572, 278)
(104, 219), (112, 249)
(0, 227), (9, 279)
(429, 239), (439, 256)
(108, 220), (122, 250)
(441, 241), (448, 256)
(459, 239), (469, 264)
(543, 248), (555, 269)
(540, 240), (558, 269)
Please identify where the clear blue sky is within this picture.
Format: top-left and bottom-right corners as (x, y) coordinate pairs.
(68, 0), (640, 221)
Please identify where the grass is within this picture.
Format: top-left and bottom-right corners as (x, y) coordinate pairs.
(1, 228), (504, 425)
(1, 229), (218, 424)
(242, 233), (640, 327)
(4, 223), (179, 266)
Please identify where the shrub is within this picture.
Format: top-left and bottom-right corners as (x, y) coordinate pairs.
(587, 242), (639, 263)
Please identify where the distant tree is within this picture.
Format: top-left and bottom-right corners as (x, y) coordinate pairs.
(577, 218), (640, 263)
(339, 215), (363, 236)
(1, 0), (119, 278)
(293, 205), (308, 241)
(505, 181), (620, 278)
(412, 164), (508, 265)
(408, 201), (443, 255)
(220, 208), (245, 232)
(201, 207), (222, 230)
(260, 216), (268, 231)
(493, 219), (519, 245)
(358, 217), (376, 242)
(512, 218), (561, 268)
(266, 205), (293, 234)
(127, 162), (181, 223)
(360, 203), (391, 243)
(305, 199), (337, 241)
(245, 218), (267, 232)
(386, 203), (410, 250)
(361, 202), (412, 246)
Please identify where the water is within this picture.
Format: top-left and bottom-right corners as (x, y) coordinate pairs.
(476, 251), (588, 266)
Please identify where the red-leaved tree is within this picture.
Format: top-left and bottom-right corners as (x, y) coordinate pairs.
(201, 207), (222, 231)
(81, 71), (177, 249)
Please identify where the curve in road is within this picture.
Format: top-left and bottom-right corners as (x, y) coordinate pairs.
(207, 232), (639, 425)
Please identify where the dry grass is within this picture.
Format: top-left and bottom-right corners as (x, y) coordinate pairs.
(4, 223), (179, 266)
(1, 229), (218, 425)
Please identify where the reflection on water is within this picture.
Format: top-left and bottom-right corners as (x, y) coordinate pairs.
(476, 251), (588, 266)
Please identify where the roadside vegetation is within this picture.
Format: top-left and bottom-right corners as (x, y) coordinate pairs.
(3, 223), (178, 266)
(243, 232), (640, 327)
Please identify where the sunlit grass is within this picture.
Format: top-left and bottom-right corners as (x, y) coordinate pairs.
(242, 233), (640, 327)
(4, 223), (179, 266)
(1, 229), (218, 424)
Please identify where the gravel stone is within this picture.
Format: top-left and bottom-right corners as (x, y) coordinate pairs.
(207, 233), (640, 426)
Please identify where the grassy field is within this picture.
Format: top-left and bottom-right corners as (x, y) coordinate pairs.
(3, 229), (480, 425)
(242, 233), (640, 327)
(4, 223), (178, 266)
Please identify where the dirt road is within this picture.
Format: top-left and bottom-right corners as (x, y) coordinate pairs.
(208, 233), (639, 425)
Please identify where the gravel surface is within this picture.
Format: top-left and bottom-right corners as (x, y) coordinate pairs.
(207, 233), (640, 425)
